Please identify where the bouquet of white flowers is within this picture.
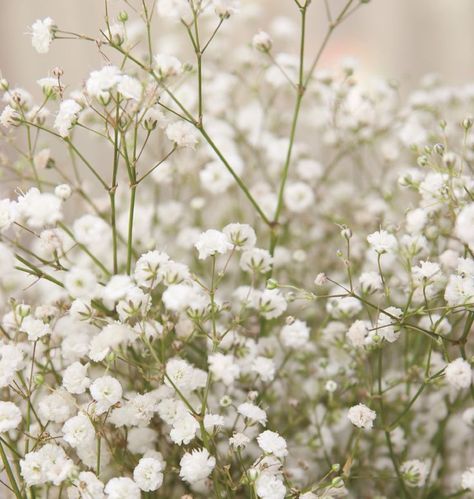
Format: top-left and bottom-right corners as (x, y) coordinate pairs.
(0, 1), (474, 497)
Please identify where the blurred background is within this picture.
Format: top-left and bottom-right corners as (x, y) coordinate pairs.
(1, 0), (474, 94)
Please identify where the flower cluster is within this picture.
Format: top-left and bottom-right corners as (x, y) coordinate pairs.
(0, 0), (474, 497)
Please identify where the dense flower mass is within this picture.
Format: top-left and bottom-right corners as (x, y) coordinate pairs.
(0, 0), (474, 497)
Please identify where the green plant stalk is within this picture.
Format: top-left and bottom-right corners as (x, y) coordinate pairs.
(0, 442), (22, 499)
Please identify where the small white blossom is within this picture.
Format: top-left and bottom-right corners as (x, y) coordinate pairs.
(179, 448), (216, 484)
(347, 404), (376, 429)
(31, 18), (55, 53)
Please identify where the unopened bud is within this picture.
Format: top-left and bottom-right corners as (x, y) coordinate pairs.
(462, 117), (473, 130)
(341, 227), (352, 240)
(332, 477), (344, 488)
(118, 10), (129, 22)
(266, 278), (278, 290)
(443, 152), (457, 169)
(52, 67), (64, 78)
(252, 31), (272, 52)
(417, 155), (428, 167)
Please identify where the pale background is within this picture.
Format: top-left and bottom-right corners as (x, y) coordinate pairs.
(1, 0), (474, 93)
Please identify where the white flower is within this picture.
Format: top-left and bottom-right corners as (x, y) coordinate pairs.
(134, 250), (170, 288)
(400, 459), (429, 487)
(133, 457), (164, 492)
(0, 343), (24, 388)
(17, 188), (62, 228)
(31, 17), (55, 53)
(38, 389), (76, 423)
(462, 407), (474, 427)
(367, 230), (398, 254)
(445, 358), (472, 389)
(238, 402), (267, 426)
(64, 267), (99, 300)
(86, 66), (121, 100)
(90, 376), (123, 415)
(284, 182), (315, 213)
(252, 31), (272, 52)
(73, 214), (110, 245)
(252, 356), (276, 382)
(54, 99), (81, 137)
(170, 410), (199, 445)
(62, 413), (95, 448)
(257, 430), (288, 458)
(156, 0), (193, 23)
(359, 271), (383, 293)
(213, 0), (240, 17)
(20, 444), (74, 486)
(223, 223), (256, 249)
(0, 401), (21, 432)
(69, 472), (105, 499)
(462, 467), (474, 491)
(116, 286), (150, 321)
(0, 105), (20, 127)
(256, 473), (286, 499)
(89, 323), (134, 362)
(54, 184), (72, 200)
(257, 289), (287, 319)
(204, 413), (224, 431)
(110, 392), (157, 428)
(195, 229), (233, 259)
(229, 432), (250, 449)
(154, 54), (182, 78)
(117, 75), (142, 101)
(375, 307), (403, 343)
(280, 319), (310, 348)
(296, 158), (323, 181)
(200, 161), (235, 194)
(62, 361), (90, 394)
(165, 121), (199, 148)
(240, 248), (273, 274)
(346, 320), (370, 348)
(20, 316), (51, 341)
(347, 404), (376, 429)
(179, 448), (216, 484)
(208, 353), (240, 386)
(165, 357), (206, 392)
(104, 477), (140, 499)
(455, 204), (474, 250)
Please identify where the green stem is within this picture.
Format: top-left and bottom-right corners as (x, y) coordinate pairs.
(0, 441), (22, 499)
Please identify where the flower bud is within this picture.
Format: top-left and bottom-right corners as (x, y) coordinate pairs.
(332, 477), (344, 488)
(266, 278), (278, 290)
(118, 10), (129, 22)
(252, 31), (272, 52)
(314, 273), (327, 286)
(15, 305), (31, 321)
(442, 152), (457, 169)
(285, 315), (295, 325)
(52, 67), (64, 78)
(54, 183), (72, 200)
(462, 117), (473, 130)
(341, 227), (352, 240)
(219, 395), (232, 407)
